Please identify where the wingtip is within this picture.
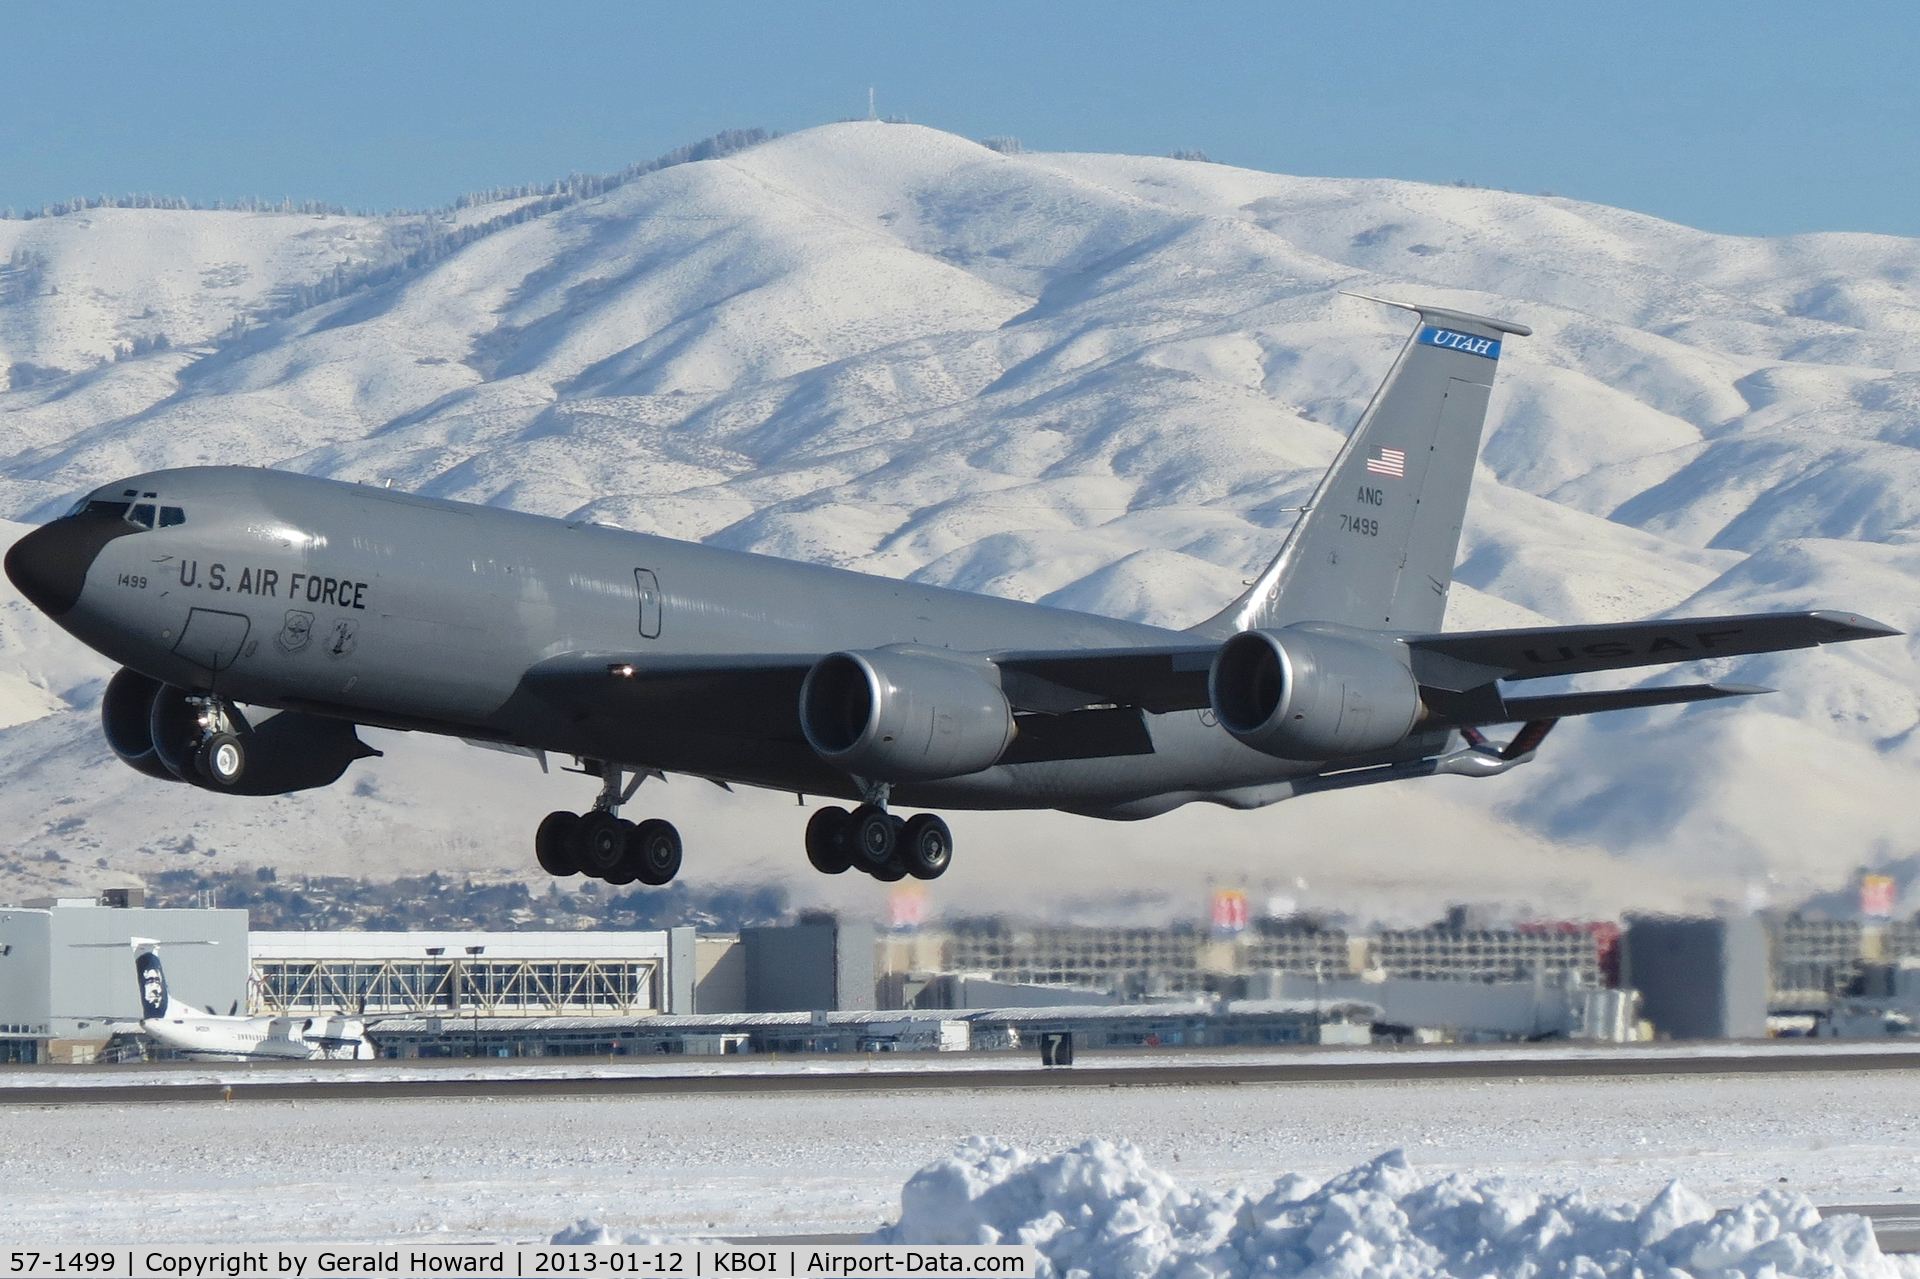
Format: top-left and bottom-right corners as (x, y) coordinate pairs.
(1810, 610), (1903, 640)
(1710, 683), (1775, 697)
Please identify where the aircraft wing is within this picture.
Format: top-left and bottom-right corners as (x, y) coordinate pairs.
(522, 653), (816, 739)
(522, 648), (1202, 768)
(988, 611), (1898, 715)
(524, 609), (1894, 757)
(990, 646), (1217, 714)
(525, 647), (1223, 725)
(1402, 610), (1898, 691)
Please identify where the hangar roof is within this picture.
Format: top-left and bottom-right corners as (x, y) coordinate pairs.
(249, 929), (674, 961)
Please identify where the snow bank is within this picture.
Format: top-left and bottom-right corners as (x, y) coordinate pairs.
(868, 1141), (1915, 1279)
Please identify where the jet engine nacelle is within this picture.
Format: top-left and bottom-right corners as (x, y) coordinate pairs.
(100, 666), (379, 795)
(799, 648), (1015, 782)
(102, 667), (186, 782)
(1208, 626), (1420, 760)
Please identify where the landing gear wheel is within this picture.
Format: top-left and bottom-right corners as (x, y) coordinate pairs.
(602, 819), (642, 885)
(847, 804), (898, 871)
(901, 813), (952, 880)
(571, 811), (628, 879)
(535, 811), (581, 876)
(869, 856), (908, 882)
(630, 818), (682, 886)
(806, 806), (853, 874)
(195, 733), (246, 788)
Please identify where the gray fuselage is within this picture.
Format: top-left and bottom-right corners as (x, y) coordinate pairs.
(52, 466), (1335, 817)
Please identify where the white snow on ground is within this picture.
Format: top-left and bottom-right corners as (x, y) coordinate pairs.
(864, 1142), (1919, 1279)
(3, 122), (1920, 916)
(4, 1038), (1920, 1090)
(3, 1071), (1920, 1245)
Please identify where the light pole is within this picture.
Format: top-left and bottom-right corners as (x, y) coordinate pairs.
(466, 946), (485, 1057)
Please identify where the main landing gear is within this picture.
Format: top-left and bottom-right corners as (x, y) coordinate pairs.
(805, 803), (951, 881)
(535, 762), (682, 886)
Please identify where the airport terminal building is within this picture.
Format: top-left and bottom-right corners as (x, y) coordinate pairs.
(250, 927), (695, 1019)
(9, 887), (1898, 1063)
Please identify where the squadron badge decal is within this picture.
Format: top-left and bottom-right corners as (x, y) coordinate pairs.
(276, 609), (315, 654)
(324, 618), (358, 658)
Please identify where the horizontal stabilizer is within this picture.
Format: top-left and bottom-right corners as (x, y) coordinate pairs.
(1422, 680), (1769, 726)
(1406, 610), (1898, 691)
(1503, 681), (1770, 722)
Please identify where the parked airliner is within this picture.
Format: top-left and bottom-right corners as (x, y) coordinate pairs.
(107, 940), (372, 1061)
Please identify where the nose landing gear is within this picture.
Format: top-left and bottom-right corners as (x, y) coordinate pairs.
(534, 762), (682, 886)
(804, 802), (951, 880)
(198, 731), (247, 787)
(150, 688), (250, 788)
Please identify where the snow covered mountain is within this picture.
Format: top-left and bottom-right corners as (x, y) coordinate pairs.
(3, 122), (1917, 922)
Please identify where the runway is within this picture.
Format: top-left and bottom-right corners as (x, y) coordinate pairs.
(1848, 1206), (1920, 1254)
(3, 1046), (1917, 1244)
(4, 1039), (1920, 1107)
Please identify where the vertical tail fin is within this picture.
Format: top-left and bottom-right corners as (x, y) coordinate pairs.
(1192, 296), (1529, 637)
(133, 941), (172, 1020)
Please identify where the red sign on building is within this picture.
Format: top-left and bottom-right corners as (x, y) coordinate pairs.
(1210, 889), (1249, 935)
(1862, 875), (1897, 919)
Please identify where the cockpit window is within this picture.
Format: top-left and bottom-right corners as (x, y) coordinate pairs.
(63, 492), (182, 527)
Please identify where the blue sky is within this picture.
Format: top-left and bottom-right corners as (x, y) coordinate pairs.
(7, 2), (1917, 237)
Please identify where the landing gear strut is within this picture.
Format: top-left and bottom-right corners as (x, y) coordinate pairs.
(535, 762), (682, 886)
(805, 802), (951, 881)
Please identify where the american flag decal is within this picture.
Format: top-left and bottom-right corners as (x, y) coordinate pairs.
(1366, 446), (1406, 478)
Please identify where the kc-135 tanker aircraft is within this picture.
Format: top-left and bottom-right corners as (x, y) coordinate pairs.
(5, 297), (1897, 887)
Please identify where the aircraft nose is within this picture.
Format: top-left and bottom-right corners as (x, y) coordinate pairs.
(4, 513), (140, 617)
